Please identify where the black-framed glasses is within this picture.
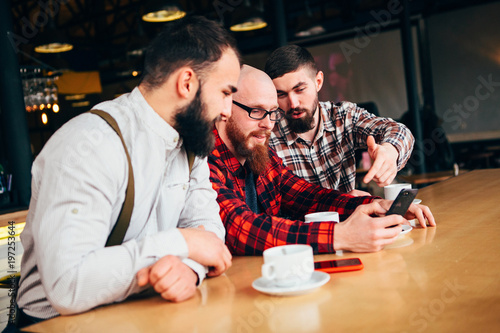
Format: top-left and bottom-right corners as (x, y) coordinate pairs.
(232, 100), (284, 121)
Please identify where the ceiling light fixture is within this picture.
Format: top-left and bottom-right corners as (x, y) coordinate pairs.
(142, 0), (186, 23)
(294, 0), (326, 38)
(34, 0), (73, 53)
(34, 28), (74, 53)
(230, 0), (268, 32)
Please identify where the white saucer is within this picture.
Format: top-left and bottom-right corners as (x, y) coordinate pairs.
(413, 199), (422, 204)
(252, 271), (330, 296)
(400, 224), (412, 235)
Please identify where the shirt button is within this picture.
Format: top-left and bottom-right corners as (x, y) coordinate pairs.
(71, 208), (78, 214)
(183, 184), (188, 190)
(173, 137), (179, 143)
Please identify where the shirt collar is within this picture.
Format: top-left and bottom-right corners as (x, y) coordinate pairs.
(128, 87), (182, 149)
(213, 128), (245, 176)
(275, 116), (300, 146)
(320, 101), (336, 133)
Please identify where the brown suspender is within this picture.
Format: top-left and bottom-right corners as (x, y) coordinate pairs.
(90, 110), (135, 247)
(89, 110), (195, 247)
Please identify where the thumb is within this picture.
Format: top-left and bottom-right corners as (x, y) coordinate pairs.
(366, 136), (377, 151)
(360, 201), (387, 216)
(136, 267), (151, 287)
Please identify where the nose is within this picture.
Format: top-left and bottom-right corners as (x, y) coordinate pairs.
(288, 93), (300, 110)
(221, 99), (233, 119)
(259, 114), (274, 130)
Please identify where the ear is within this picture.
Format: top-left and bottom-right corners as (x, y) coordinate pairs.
(176, 67), (199, 99)
(315, 70), (324, 92)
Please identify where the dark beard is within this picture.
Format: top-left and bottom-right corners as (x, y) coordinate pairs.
(284, 96), (319, 134)
(174, 87), (215, 158)
(226, 117), (270, 175)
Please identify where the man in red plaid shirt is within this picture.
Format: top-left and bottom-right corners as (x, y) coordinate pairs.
(208, 65), (435, 255)
(265, 45), (414, 195)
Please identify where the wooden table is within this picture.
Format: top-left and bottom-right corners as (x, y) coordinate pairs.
(0, 210), (28, 228)
(397, 170), (469, 186)
(25, 169), (500, 332)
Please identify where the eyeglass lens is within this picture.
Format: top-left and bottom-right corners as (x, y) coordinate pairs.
(250, 109), (282, 121)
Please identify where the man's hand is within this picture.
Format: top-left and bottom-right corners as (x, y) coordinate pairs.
(334, 201), (405, 252)
(347, 189), (372, 197)
(363, 136), (399, 187)
(137, 255), (198, 302)
(374, 199), (436, 228)
(179, 226), (232, 277)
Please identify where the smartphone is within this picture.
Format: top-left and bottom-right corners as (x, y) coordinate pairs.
(387, 188), (418, 216)
(386, 188), (418, 228)
(314, 258), (364, 273)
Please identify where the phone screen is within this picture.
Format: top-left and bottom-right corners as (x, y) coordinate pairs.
(314, 258), (362, 269)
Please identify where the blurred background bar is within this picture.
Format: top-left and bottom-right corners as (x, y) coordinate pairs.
(1, 0), (500, 213)
(0, 0), (33, 209)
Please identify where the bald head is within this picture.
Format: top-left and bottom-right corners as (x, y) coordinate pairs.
(234, 65), (278, 107)
(216, 64), (278, 167)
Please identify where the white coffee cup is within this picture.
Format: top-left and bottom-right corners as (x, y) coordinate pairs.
(304, 211), (339, 223)
(384, 183), (412, 201)
(261, 244), (314, 287)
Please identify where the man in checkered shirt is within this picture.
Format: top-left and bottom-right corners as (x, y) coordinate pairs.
(265, 45), (414, 195)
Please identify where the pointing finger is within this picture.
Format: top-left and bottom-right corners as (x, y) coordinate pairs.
(364, 157), (384, 183)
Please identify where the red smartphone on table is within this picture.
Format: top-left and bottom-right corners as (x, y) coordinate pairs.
(314, 258), (364, 273)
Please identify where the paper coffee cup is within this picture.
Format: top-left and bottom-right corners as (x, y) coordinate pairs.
(304, 211), (339, 223)
(384, 183), (411, 201)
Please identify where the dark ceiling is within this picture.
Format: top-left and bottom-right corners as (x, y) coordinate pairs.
(10, 0), (498, 85)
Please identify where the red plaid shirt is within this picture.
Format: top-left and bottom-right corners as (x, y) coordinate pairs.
(208, 129), (375, 255)
(269, 101), (414, 192)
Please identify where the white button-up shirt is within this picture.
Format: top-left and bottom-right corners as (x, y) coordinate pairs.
(18, 87), (225, 319)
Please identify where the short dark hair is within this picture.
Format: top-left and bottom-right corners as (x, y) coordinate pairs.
(264, 45), (317, 80)
(141, 15), (240, 89)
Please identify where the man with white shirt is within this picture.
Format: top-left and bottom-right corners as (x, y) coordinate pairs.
(16, 16), (239, 327)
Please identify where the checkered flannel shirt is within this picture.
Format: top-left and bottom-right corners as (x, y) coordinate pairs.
(208, 129), (375, 255)
(269, 101), (415, 193)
